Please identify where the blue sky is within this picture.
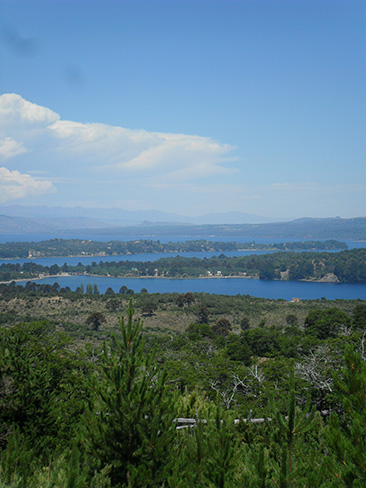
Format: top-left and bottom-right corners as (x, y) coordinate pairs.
(0, 0), (365, 219)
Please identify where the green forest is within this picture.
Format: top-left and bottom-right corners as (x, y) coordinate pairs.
(1, 283), (366, 486)
(1, 247), (366, 283)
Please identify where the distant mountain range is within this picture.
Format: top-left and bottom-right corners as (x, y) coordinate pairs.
(71, 217), (366, 240)
(0, 205), (282, 232)
(1, 206), (366, 240)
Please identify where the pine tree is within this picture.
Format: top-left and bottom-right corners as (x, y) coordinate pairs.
(183, 413), (209, 487)
(205, 406), (239, 488)
(327, 348), (366, 486)
(86, 312), (106, 331)
(86, 283), (93, 295)
(170, 406), (238, 488)
(239, 442), (271, 488)
(271, 362), (316, 488)
(85, 301), (177, 487)
(0, 321), (87, 457)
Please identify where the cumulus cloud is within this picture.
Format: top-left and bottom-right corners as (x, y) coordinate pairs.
(113, 132), (236, 181)
(48, 120), (236, 181)
(0, 93), (59, 133)
(0, 137), (28, 162)
(0, 94), (236, 182)
(0, 167), (55, 203)
(0, 93), (238, 206)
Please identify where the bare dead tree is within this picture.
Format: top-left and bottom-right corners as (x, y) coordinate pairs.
(210, 374), (248, 410)
(210, 365), (266, 410)
(359, 331), (366, 361)
(247, 364), (265, 384)
(339, 323), (353, 337)
(295, 346), (334, 393)
(295, 345), (338, 411)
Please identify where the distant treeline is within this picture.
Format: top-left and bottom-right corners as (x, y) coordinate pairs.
(0, 280), (135, 297)
(1, 247), (366, 283)
(0, 238), (347, 259)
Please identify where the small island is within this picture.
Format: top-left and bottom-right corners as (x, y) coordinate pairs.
(1, 246), (366, 284)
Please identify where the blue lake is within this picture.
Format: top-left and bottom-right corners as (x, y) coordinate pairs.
(0, 249), (273, 267)
(0, 239), (364, 267)
(0, 233), (365, 249)
(25, 275), (366, 301)
(2, 233), (366, 300)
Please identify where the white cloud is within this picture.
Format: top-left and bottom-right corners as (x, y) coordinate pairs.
(114, 132), (237, 182)
(0, 167), (55, 203)
(0, 94), (236, 184)
(0, 137), (29, 162)
(0, 93), (239, 208)
(48, 120), (237, 182)
(0, 93), (59, 133)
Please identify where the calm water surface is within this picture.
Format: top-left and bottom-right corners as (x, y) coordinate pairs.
(0, 239), (364, 267)
(3, 233), (366, 300)
(0, 233), (365, 248)
(25, 275), (366, 301)
(0, 249), (272, 266)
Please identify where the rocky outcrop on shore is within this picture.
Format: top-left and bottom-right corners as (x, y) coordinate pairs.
(318, 273), (339, 283)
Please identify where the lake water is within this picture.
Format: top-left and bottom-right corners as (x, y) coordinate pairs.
(0, 238), (364, 267)
(2, 233), (366, 300)
(25, 275), (366, 301)
(0, 233), (365, 249)
(0, 249), (273, 267)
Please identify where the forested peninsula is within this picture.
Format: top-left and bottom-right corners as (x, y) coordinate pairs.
(0, 238), (347, 259)
(2, 247), (366, 283)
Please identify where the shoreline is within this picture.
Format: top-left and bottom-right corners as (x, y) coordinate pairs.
(0, 245), (349, 261)
(0, 273), (71, 285)
(0, 272), (348, 285)
(0, 273), (256, 284)
(0, 248), (275, 261)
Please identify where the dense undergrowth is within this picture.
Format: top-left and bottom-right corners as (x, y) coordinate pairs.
(1, 287), (366, 486)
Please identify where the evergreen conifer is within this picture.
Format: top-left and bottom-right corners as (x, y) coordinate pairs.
(85, 301), (177, 487)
